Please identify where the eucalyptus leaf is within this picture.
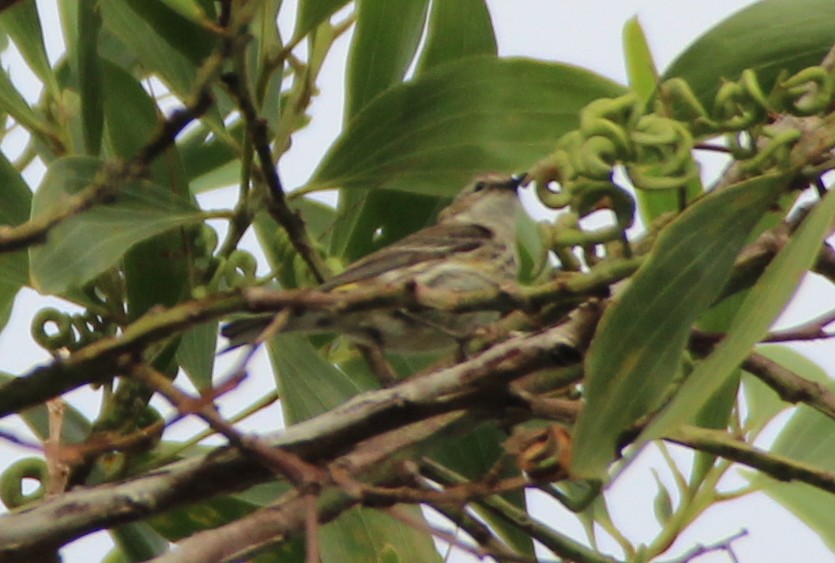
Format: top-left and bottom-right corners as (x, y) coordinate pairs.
(0, 152), (32, 288)
(310, 56), (625, 195)
(110, 522), (169, 561)
(416, 0), (497, 73)
(663, 0), (835, 107)
(29, 157), (203, 294)
(0, 65), (46, 135)
(175, 321), (217, 390)
(0, 0), (59, 97)
(99, 0), (215, 96)
(293, 0), (351, 42)
(76, 0), (104, 155)
(345, 0), (429, 120)
(640, 185), (835, 445)
(571, 174), (784, 479)
(268, 335), (438, 563)
(749, 353), (835, 551)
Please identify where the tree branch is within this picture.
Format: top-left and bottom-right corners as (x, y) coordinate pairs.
(0, 303), (601, 555)
(668, 425), (835, 495)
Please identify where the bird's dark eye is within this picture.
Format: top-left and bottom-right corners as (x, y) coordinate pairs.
(473, 181), (487, 192)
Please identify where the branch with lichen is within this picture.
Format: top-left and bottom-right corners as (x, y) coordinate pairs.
(0, 303), (601, 555)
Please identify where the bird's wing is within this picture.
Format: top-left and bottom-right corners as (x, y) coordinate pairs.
(319, 223), (492, 291)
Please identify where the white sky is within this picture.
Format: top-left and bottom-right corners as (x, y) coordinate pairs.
(0, 1), (833, 561)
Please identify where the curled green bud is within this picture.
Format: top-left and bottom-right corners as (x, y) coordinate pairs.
(32, 308), (75, 350)
(0, 458), (48, 508)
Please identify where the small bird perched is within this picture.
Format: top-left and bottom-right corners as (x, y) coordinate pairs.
(222, 174), (524, 352)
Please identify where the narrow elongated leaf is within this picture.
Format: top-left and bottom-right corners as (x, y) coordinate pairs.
(571, 174), (784, 478)
(0, 66), (46, 134)
(641, 185), (835, 442)
(663, 0), (835, 106)
(99, 58), (194, 316)
(0, 282), (15, 329)
(76, 0), (104, 155)
(268, 334), (374, 423)
(416, 0), (497, 73)
(331, 0), (429, 260)
(0, 0), (58, 96)
(29, 157), (203, 294)
(156, 0), (208, 24)
(622, 16), (657, 104)
(268, 335), (439, 563)
(175, 321), (217, 390)
(320, 507), (441, 563)
(345, 0), (429, 119)
(0, 152), (32, 287)
(310, 57), (625, 195)
(99, 0), (213, 96)
(330, 189), (442, 262)
(110, 522), (169, 560)
(0, 152), (30, 329)
(294, 0), (351, 41)
(748, 352), (835, 550)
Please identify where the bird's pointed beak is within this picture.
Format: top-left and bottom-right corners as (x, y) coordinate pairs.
(506, 173), (527, 191)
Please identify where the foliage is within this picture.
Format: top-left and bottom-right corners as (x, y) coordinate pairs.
(0, 0), (834, 561)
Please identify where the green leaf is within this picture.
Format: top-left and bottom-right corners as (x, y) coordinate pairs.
(330, 0), (430, 261)
(662, 0), (835, 106)
(516, 210), (548, 284)
(28, 157), (203, 294)
(0, 0), (59, 97)
(99, 0), (215, 96)
(310, 57), (625, 195)
(293, 0), (351, 42)
(0, 65), (48, 136)
(110, 522), (169, 560)
(320, 506), (441, 563)
(268, 334), (375, 422)
(331, 0), (497, 262)
(156, 0), (208, 24)
(179, 121), (243, 192)
(416, 0), (497, 73)
(622, 16), (657, 104)
(571, 174), (784, 479)
(0, 152), (32, 287)
(0, 281), (16, 330)
(250, 0), (283, 133)
(428, 425), (534, 555)
(100, 58), (194, 316)
(750, 354), (835, 551)
(268, 335), (438, 562)
(345, 0), (429, 120)
(0, 371), (90, 443)
(76, 0), (104, 155)
(641, 184), (835, 444)
(176, 321), (217, 390)
(330, 189), (443, 262)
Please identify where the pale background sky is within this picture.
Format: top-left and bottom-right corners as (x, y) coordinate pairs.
(1, 1), (833, 561)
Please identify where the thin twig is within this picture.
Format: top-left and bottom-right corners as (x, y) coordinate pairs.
(134, 363), (323, 489)
(660, 529), (748, 563)
(668, 425), (835, 495)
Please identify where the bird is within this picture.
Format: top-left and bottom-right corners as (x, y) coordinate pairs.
(221, 174), (524, 353)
